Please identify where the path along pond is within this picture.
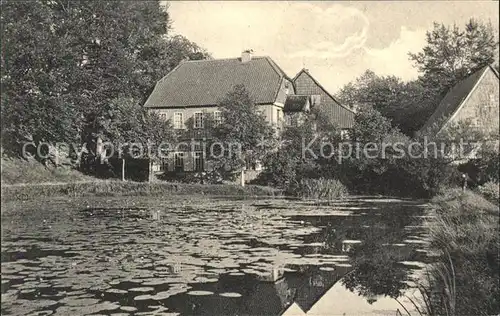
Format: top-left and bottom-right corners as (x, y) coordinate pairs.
(1, 196), (434, 315)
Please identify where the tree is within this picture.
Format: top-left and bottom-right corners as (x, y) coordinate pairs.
(209, 84), (276, 181)
(336, 70), (436, 136)
(409, 18), (498, 95)
(1, 1), (208, 170)
(1, 1), (82, 156)
(95, 97), (175, 180)
(257, 107), (341, 191)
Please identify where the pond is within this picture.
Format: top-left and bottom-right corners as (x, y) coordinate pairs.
(1, 196), (433, 315)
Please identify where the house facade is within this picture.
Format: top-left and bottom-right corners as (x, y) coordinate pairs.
(143, 51), (355, 177)
(419, 65), (499, 141)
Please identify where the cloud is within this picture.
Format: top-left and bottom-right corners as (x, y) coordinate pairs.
(287, 4), (370, 59)
(363, 26), (427, 80)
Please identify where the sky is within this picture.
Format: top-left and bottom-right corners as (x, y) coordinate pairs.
(167, 1), (499, 93)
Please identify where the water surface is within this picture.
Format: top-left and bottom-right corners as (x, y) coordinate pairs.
(1, 196), (432, 315)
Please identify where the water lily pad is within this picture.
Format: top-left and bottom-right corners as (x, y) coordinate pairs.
(219, 292), (242, 298)
(106, 288), (128, 294)
(334, 263), (352, 268)
(319, 266), (335, 271)
(151, 291), (173, 300)
(187, 290), (213, 296)
(228, 272), (245, 276)
(133, 294), (153, 301)
(128, 287), (154, 293)
(141, 279), (169, 286)
(120, 306), (138, 312)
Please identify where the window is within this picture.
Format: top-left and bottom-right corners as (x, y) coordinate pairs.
(285, 81), (290, 95)
(286, 114), (298, 127)
(174, 152), (184, 172)
(160, 113), (167, 121)
(276, 109), (283, 123)
(213, 111), (222, 126)
(194, 152), (204, 172)
(194, 112), (204, 129)
(160, 158), (168, 172)
(173, 112), (183, 129)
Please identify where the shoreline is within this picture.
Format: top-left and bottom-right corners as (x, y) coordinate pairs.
(0, 180), (282, 202)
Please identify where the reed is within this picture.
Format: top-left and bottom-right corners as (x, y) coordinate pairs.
(296, 178), (348, 204)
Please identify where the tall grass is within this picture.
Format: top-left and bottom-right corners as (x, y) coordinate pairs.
(295, 178), (348, 203)
(477, 181), (499, 203)
(412, 189), (499, 316)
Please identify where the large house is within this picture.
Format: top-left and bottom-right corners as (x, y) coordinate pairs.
(144, 51), (355, 176)
(419, 64), (499, 141)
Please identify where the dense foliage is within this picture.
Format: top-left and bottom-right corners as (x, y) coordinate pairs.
(1, 1), (209, 164)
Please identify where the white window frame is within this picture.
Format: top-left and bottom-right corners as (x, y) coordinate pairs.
(213, 111), (222, 127)
(194, 112), (204, 129)
(173, 112), (184, 129)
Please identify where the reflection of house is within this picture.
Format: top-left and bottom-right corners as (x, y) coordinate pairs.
(143, 51), (355, 177)
(419, 65), (499, 141)
(282, 277), (421, 316)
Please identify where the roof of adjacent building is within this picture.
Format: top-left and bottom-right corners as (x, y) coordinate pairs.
(144, 56), (291, 108)
(292, 69), (355, 129)
(419, 64), (499, 135)
(284, 95), (310, 113)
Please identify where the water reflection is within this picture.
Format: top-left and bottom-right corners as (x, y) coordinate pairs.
(1, 197), (431, 315)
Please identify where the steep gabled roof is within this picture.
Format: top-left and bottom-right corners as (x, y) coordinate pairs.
(292, 69), (355, 129)
(419, 65), (499, 135)
(292, 69), (355, 114)
(144, 56), (291, 108)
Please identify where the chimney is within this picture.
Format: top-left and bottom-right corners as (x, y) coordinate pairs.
(241, 49), (253, 63)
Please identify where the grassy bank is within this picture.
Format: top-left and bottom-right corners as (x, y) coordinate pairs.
(1, 157), (94, 185)
(1, 158), (281, 201)
(419, 189), (499, 315)
(1, 180), (281, 202)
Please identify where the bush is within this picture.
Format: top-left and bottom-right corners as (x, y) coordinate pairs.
(458, 149), (500, 186)
(477, 181), (499, 203)
(293, 178), (347, 202)
(422, 189), (499, 315)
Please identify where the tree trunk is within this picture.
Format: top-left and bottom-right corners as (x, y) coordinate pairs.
(240, 169), (245, 187)
(121, 158), (125, 181)
(148, 160), (153, 182)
